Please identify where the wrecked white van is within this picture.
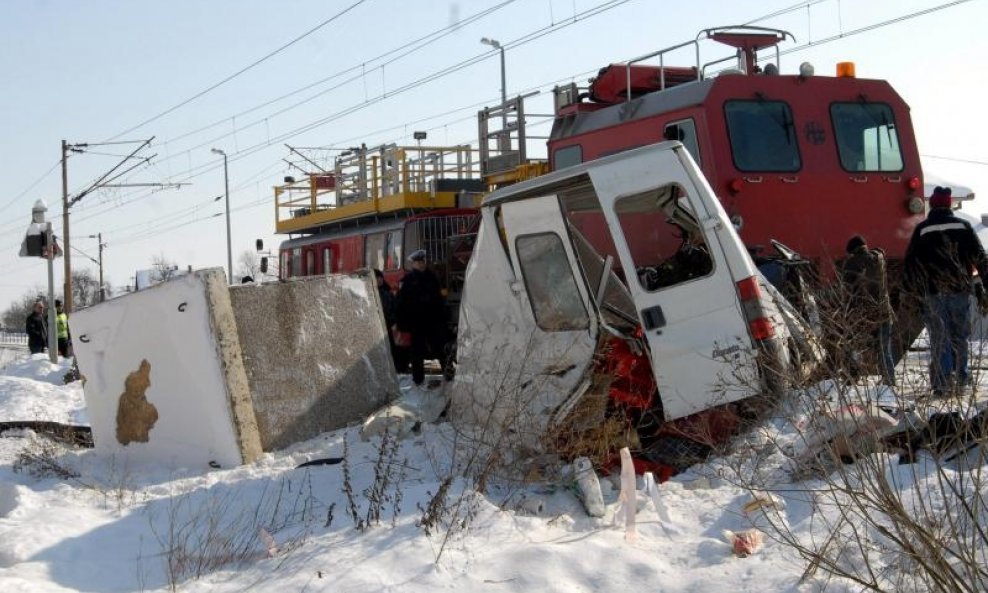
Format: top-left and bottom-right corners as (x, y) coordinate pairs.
(450, 141), (792, 471)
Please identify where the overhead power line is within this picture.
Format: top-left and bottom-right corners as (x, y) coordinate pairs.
(62, 0), (972, 255)
(106, 0), (370, 141)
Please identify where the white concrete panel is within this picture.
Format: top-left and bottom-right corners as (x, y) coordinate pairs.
(71, 270), (244, 469)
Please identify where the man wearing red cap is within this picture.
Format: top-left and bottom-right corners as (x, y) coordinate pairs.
(905, 186), (988, 396)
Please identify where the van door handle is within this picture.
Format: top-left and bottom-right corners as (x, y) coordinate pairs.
(642, 305), (666, 331)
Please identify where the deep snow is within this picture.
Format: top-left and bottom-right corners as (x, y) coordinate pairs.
(0, 347), (984, 592)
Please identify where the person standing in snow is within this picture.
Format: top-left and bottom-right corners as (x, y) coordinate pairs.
(374, 269), (403, 371)
(904, 186), (988, 396)
(54, 299), (71, 358)
(395, 249), (448, 387)
(841, 234), (895, 385)
(25, 301), (47, 354)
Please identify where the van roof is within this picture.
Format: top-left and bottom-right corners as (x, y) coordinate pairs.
(482, 140), (685, 208)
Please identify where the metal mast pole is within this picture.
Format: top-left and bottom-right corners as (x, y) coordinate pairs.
(46, 224), (57, 363)
(61, 140), (72, 313)
(98, 232), (105, 303)
(223, 154), (232, 284)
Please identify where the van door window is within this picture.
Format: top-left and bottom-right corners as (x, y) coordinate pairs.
(724, 100), (800, 171)
(663, 119), (701, 166)
(516, 232), (590, 331)
(831, 102), (904, 172)
(614, 185), (714, 291)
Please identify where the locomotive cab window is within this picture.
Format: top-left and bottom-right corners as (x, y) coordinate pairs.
(663, 119), (701, 166)
(831, 102), (904, 172)
(553, 145), (583, 170)
(724, 100), (800, 172)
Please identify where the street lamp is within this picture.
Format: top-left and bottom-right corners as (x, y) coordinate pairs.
(210, 148), (233, 284)
(480, 37), (508, 151)
(480, 37), (507, 108)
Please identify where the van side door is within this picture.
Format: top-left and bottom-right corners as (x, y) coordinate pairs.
(588, 146), (757, 420)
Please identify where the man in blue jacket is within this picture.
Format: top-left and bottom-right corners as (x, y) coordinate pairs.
(905, 186), (988, 396)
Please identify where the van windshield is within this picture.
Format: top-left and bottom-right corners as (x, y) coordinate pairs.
(724, 100), (800, 172)
(831, 102), (904, 172)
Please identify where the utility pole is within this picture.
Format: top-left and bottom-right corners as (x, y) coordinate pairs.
(59, 137), (178, 313)
(88, 233), (106, 303)
(97, 232), (105, 303)
(61, 140), (71, 313)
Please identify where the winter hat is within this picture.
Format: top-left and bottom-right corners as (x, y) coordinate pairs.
(845, 234), (866, 254)
(930, 186), (952, 209)
(408, 249), (427, 262)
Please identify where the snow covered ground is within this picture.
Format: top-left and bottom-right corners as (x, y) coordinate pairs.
(0, 349), (985, 592)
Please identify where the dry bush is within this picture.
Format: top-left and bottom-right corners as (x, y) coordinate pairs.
(12, 437), (81, 481)
(146, 474), (317, 590)
(706, 280), (988, 593)
(340, 427), (408, 531)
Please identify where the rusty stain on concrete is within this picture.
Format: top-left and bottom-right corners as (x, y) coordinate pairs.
(115, 359), (159, 445)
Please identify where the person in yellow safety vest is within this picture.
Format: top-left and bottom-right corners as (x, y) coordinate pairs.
(54, 299), (71, 358)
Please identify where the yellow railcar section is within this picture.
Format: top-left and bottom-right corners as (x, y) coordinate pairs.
(275, 144), (482, 234)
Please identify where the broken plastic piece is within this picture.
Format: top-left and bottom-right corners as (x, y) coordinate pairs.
(574, 457), (605, 517)
(723, 528), (764, 557)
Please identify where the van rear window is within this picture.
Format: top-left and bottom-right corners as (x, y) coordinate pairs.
(724, 100), (800, 172)
(831, 102), (904, 172)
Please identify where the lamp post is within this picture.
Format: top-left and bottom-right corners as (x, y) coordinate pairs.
(210, 148), (233, 284)
(480, 37), (508, 150)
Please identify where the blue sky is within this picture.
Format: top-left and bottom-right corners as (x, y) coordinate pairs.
(1, 0), (985, 312)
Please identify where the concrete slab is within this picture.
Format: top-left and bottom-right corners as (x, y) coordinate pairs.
(71, 269), (259, 469)
(229, 271), (398, 451)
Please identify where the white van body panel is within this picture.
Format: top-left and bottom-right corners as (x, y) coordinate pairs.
(452, 141), (788, 437)
(450, 204), (597, 444)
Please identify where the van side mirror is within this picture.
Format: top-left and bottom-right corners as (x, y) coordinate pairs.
(260, 257), (268, 274)
(256, 239), (264, 252)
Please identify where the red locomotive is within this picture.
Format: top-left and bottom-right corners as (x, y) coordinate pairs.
(546, 26), (924, 273)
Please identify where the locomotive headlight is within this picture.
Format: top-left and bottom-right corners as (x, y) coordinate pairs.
(907, 196), (925, 214)
(799, 62), (815, 78)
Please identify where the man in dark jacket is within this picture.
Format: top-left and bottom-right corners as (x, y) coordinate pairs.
(904, 186), (988, 396)
(842, 235), (895, 385)
(25, 301), (47, 354)
(396, 250), (448, 387)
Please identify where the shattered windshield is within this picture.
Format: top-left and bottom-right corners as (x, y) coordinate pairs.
(724, 100), (800, 172)
(831, 102), (904, 172)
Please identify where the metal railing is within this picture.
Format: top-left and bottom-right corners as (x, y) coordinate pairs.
(275, 143), (480, 225)
(0, 330), (28, 346)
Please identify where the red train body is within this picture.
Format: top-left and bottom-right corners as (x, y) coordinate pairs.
(547, 28), (925, 271)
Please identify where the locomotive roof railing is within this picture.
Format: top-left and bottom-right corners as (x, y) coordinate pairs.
(619, 26), (793, 101)
(274, 143), (483, 234)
